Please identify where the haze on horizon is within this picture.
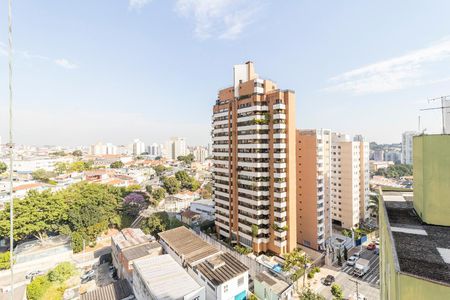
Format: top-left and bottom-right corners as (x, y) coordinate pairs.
(0, 0), (449, 147)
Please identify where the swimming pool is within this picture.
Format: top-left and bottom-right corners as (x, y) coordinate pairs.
(272, 264), (282, 273)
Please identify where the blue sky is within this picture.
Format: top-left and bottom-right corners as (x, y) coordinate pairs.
(1, 0), (450, 146)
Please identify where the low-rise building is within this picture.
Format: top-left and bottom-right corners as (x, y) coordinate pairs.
(111, 228), (161, 283)
(159, 227), (249, 300)
(179, 210), (201, 226)
(80, 279), (134, 300)
(254, 271), (294, 300)
(369, 160), (394, 172)
(132, 254), (205, 300)
(190, 199), (215, 221)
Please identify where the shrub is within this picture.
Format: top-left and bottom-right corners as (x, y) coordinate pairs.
(331, 283), (343, 300)
(27, 276), (51, 300)
(48, 262), (76, 282)
(71, 231), (84, 253)
(0, 251), (11, 270)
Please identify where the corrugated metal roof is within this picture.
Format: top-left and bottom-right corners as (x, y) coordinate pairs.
(80, 279), (133, 300)
(196, 253), (248, 285)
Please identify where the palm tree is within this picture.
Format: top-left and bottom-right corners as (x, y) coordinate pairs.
(282, 248), (311, 293)
(368, 194), (380, 218)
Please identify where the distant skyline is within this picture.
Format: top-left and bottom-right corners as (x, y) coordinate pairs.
(1, 1), (450, 146)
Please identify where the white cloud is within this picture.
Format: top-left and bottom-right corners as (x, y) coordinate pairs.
(175, 0), (264, 40)
(54, 58), (78, 70)
(129, 0), (152, 11)
(325, 37), (450, 95)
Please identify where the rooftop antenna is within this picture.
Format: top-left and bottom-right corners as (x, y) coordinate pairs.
(420, 95), (450, 134)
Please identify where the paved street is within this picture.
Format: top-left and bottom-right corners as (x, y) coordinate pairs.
(316, 248), (380, 300)
(341, 248), (380, 287)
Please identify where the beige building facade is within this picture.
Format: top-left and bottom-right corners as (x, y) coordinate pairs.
(296, 129), (332, 250)
(212, 61), (297, 255)
(330, 133), (369, 229)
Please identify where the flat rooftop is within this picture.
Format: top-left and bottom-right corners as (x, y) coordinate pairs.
(196, 253), (248, 286)
(158, 226), (219, 265)
(255, 271), (291, 295)
(133, 254), (203, 300)
(122, 241), (161, 261)
(80, 279), (133, 300)
(111, 228), (150, 250)
(383, 192), (450, 285)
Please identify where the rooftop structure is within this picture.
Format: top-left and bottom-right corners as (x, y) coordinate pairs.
(132, 254), (205, 300)
(158, 226), (219, 265)
(158, 227), (249, 300)
(80, 279), (133, 300)
(254, 271), (294, 300)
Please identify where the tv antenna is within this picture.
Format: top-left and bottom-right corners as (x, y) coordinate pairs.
(420, 95), (450, 134)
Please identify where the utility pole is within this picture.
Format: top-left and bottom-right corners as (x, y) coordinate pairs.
(420, 95), (450, 134)
(349, 278), (361, 299)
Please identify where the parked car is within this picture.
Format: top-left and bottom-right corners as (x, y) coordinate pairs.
(25, 270), (44, 279)
(323, 275), (335, 286)
(347, 256), (358, 266)
(375, 239), (380, 245)
(81, 274), (95, 284)
(367, 243), (376, 250)
(80, 269), (95, 280)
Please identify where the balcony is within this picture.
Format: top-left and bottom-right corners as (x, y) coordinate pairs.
(273, 103), (286, 110)
(273, 143), (286, 149)
(273, 123), (286, 129)
(273, 114), (286, 120)
(273, 153), (286, 159)
(274, 191), (287, 198)
(273, 163), (286, 169)
(274, 201), (287, 208)
(273, 173), (286, 179)
(237, 152), (269, 159)
(273, 182), (286, 188)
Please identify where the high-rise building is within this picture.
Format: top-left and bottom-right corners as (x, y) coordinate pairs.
(90, 142), (116, 155)
(164, 137), (187, 160)
(330, 133), (369, 229)
(193, 146), (208, 163)
(296, 129), (332, 251)
(212, 61), (297, 255)
(132, 139), (146, 156)
(380, 134), (450, 299)
(148, 143), (163, 157)
(401, 131), (418, 164)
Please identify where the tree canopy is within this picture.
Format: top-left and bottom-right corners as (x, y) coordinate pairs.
(0, 162), (7, 174)
(140, 211), (183, 237)
(175, 170), (200, 191)
(110, 161), (124, 169)
(177, 154), (195, 165)
(153, 165), (167, 176)
(31, 169), (55, 183)
(375, 164), (412, 178)
(161, 176), (181, 195)
(151, 188), (166, 203)
(72, 150), (83, 157)
(0, 182), (130, 248)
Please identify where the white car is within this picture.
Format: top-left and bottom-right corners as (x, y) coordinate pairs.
(347, 256), (358, 266)
(80, 269), (95, 280)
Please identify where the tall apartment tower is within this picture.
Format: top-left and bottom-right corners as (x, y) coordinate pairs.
(330, 133), (369, 229)
(296, 129), (332, 251)
(401, 131), (418, 164)
(212, 62), (297, 255)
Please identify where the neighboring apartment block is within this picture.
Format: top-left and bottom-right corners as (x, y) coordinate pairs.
(296, 129), (332, 251)
(401, 131), (418, 164)
(159, 227), (249, 300)
(330, 133), (369, 229)
(212, 61), (297, 255)
(296, 130), (369, 249)
(380, 134), (450, 300)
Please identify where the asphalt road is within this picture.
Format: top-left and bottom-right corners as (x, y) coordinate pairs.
(342, 248), (380, 287)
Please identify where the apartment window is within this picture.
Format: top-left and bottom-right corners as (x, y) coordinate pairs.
(223, 284), (228, 293)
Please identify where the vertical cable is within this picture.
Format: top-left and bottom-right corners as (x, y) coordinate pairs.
(8, 0), (14, 299)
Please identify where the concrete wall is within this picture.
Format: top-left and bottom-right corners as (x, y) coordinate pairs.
(413, 135), (450, 226)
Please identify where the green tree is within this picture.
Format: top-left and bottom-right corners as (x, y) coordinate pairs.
(27, 276), (51, 300)
(331, 283), (343, 300)
(175, 170), (200, 191)
(0, 162), (7, 174)
(153, 165), (167, 176)
(72, 150), (83, 157)
(71, 231), (84, 253)
(141, 212), (183, 236)
(298, 288), (326, 300)
(31, 169), (54, 182)
(145, 185), (153, 194)
(248, 294), (258, 300)
(283, 248), (311, 292)
(151, 188), (166, 203)
(0, 190), (68, 242)
(177, 154), (195, 165)
(48, 262), (76, 282)
(162, 176), (181, 195)
(337, 249), (342, 266)
(201, 182), (213, 199)
(0, 251), (11, 270)
(110, 161), (124, 169)
(54, 162), (69, 175)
